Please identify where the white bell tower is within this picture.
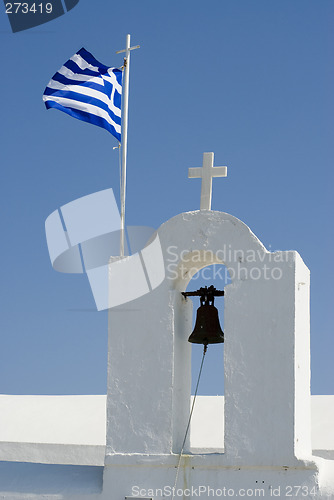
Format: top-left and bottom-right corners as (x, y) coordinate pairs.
(104, 199), (322, 497)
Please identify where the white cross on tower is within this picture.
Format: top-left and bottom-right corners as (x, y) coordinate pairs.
(188, 152), (227, 210)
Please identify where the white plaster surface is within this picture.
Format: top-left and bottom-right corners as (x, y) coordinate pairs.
(0, 395), (106, 445)
(0, 395), (106, 465)
(0, 395), (333, 464)
(311, 395), (334, 459)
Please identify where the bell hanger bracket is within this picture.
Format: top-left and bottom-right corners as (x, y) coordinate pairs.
(181, 285), (224, 306)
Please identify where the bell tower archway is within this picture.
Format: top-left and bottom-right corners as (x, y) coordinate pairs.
(184, 263), (230, 397)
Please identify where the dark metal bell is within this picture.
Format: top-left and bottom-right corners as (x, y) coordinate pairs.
(182, 285), (225, 346)
(188, 303), (224, 345)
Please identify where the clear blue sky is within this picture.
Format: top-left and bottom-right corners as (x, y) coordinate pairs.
(0, 0), (333, 395)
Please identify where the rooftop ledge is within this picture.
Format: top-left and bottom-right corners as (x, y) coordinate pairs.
(0, 395), (333, 466)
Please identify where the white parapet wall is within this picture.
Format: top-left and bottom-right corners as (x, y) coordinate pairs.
(0, 395), (106, 465)
(0, 395), (333, 464)
(0, 394), (332, 498)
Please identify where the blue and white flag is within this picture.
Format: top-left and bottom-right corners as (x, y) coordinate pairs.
(43, 48), (122, 141)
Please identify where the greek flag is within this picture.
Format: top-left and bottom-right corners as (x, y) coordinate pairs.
(43, 48), (122, 141)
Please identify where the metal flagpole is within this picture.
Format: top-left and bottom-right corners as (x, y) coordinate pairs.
(116, 34), (139, 257)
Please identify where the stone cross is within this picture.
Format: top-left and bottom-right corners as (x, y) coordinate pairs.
(188, 152), (227, 210)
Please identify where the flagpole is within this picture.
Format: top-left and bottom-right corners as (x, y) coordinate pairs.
(119, 33), (131, 257)
(116, 35), (139, 257)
